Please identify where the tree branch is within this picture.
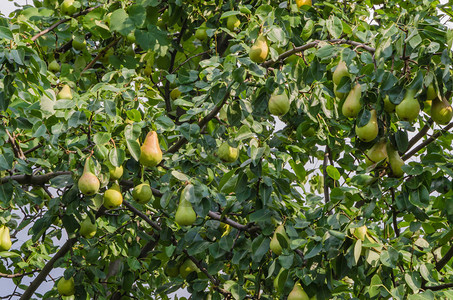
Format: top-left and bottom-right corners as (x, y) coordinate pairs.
(423, 282), (453, 291)
(19, 238), (77, 300)
(402, 122), (453, 161)
(30, 5), (101, 42)
(405, 119), (433, 152)
(82, 38), (120, 73)
(0, 270), (40, 278)
(122, 200), (162, 232)
(0, 171), (72, 185)
(436, 244), (453, 271)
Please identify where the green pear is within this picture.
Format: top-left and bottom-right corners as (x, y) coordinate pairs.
(57, 276), (75, 296)
(288, 282), (309, 300)
(72, 35), (86, 51)
(195, 27), (207, 41)
(170, 88), (181, 100)
(0, 226), (12, 251)
(334, 83), (346, 99)
(332, 61), (349, 86)
(139, 131), (163, 167)
(269, 91), (290, 116)
(356, 109), (378, 142)
(217, 142), (239, 163)
(396, 89), (420, 122)
(79, 218), (97, 239)
(78, 158), (100, 196)
(179, 259), (199, 279)
(387, 143), (404, 177)
(103, 184), (123, 209)
(227, 15), (240, 31)
(383, 95), (395, 113)
(365, 139), (388, 166)
(48, 60), (60, 73)
(61, 0), (76, 15)
(354, 225), (367, 241)
(106, 162), (123, 181)
(175, 185), (197, 226)
(270, 224), (289, 256)
(249, 35), (269, 63)
(100, 47), (114, 65)
(273, 268), (287, 291)
(132, 183), (153, 204)
(164, 260), (180, 277)
(126, 32), (136, 43)
(342, 83), (362, 118)
(57, 85), (73, 100)
(426, 83), (436, 101)
(431, 97), (453, 125)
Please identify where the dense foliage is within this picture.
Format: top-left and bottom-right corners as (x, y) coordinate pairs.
(1, 0), (453, 299)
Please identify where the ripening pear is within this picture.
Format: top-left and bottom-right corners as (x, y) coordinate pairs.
(78, 158), (100, 196)
(48, 60), (60, 73)
(269, 91), (290, 116)
(195, 27), (207, 41)
(249, 35), (269, 63)
(332, 61), (349, 86)
(365, 139), (388, 166)
(179, 259), (199, 279)
(383, 95), (395, 113)
(356, 110), (378, 142)
(79, 218), (97, 238)
(103, 184), (123, 209)
(175, 184), (197, 226)
(227, 15), (240, 31)
(72, 35), (86, 51)
(296, 0), (312, 7)
(126, 32), (136, 43)
(273, 268), (286, 291)
(387, 143), (404, 177)
(61, 0), (76, 15)
(288, 282), (310, 300)
(342, 83), (362, 118)
(139, 131), (163, 167)
(57, 276), (75, 296)
(106, 162), (123, 181)
(270, 224), (290, 256)
(334, 83), (346, 99)
(57, 84), (73, 100)
(217, 142), (239, 163)
(431, 97), (453, 125)
(170, 88), (181, 100)
(426, 83), (436, 101)
(132, 183), (153, 204)
(396, 89), (420, 122)
(0, 226), (12, 251)
(354, 225), (367, 241)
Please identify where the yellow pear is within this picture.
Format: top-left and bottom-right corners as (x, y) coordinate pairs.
(57, 85), (73, 100)
(103, 184), (123, 209)
(332, 61), (349, 86)
(431, 97), (453, 125)
(269, 224), (290, 256)
(78, 158), (100, 196)
(356, 109), (378, 142)
(365, 139), (388, 166)
(226, 15), (240, 31)
(342, 83), (362, 118)
(217, 142), (239, 163)
(426, 83), (436, 101)
(175, 184), (197, 226)
(132, 183), (153, 204)
(269, 91), (290, 116)
(139, 131), (163, 167)
(396, 89), (420, 122)
(383, 95), (395, 113)
(57, 276), (75, 296)
(0, 226), (12, 251)
(61, 0), (76, 15)
(288, 282), (309, 300)
(296, 0), (312, 8)
(249, 35), (269, 63)
(79, 218), (97, 239)
(170, 88), (181, 100)
(387, 143), (404, 177)
(106, 162), (123, 181)
(179, 259), (199, 279)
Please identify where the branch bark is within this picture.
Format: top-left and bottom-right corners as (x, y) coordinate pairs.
(436, 244), (453, 271)
(0, 171), (72, 185)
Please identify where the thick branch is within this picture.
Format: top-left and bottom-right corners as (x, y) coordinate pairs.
(436, 244), (453, 271)
(0, 171), (72, 185)
(402, 122), (453, 161)
(19, 238), (77, 300)
(123, 200), (162, 232)
(262, 39), (376, 67)
(405, 119), (433, 152)
(207, 211), (249, 231)
(30, 5), (101, 42)
(423, 282), (453, 291)
(167, 89), (231, 154)
(82, 38), (120, 72)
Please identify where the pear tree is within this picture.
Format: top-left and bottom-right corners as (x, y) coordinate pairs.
(1, 0), (453, 299)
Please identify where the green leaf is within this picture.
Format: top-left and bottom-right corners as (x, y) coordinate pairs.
(126, 139), (141, 162)
(354, 239), (362, 265)
(326, 16), (343, 39)
(171, 171), (189, 181)
(326, 166), (341, 180)
(0, 26), (13, 40)
(251, 235), (270, 262)
(94, 132), (111, 145)
(110, 9), (136, 36)
(109, 148), (125, 167)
